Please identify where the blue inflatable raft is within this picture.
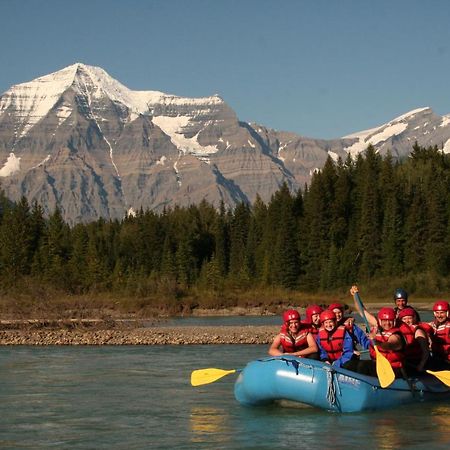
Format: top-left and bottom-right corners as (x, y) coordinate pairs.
(234, 356), (450, 413)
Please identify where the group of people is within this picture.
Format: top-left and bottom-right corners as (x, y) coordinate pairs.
(268, 286), (450, 378)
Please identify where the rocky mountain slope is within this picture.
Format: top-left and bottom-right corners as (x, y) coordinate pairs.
(1, 63), (449, 224)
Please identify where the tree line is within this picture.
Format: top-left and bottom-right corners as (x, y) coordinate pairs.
(1, 143), (450, 302)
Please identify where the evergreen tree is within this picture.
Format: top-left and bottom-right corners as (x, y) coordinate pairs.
(0, 196), (33, 280)
(212, 201), (229, 277)
(379, 154), (404, 276)
(37, 207), (71, 287)
(228, 202), (251, 284)
(356, 145), (382, 279)
(269, 183), (300, 289)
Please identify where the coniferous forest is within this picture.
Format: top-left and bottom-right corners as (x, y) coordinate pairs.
(1, 143), (450, 316)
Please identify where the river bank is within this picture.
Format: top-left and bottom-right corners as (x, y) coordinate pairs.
(0, 302), (436, 345)
(0, 325), (278, 345)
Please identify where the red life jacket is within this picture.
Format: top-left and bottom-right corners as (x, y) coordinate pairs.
(369, 327), (404, 368)
(419, 321), (434, 336)
(399, 323), (424, 365)
(279, 324), (310, 353)
(318, 325), (346, 362)
(301, 321), (320, 337)
(430, 320), (450, 362)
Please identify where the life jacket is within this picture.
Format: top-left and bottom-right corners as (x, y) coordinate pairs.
(419, 321), (434, 336)
(369, 327), (404, 368)
(279, 324), (310, 353)
(399, 323), (424, 365)
(318, 325), (346, 362)
(301, 321), (320, 337)
(429, 320), (450, 362)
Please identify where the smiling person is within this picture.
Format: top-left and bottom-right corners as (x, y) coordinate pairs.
(393, 288), (421, 321)
(428, 300), (450, 368)
(302, 304), (323, 338)
(397, 307), (430, 373)
(268, 309), (319, 359)
(316, 310), (358, 371)
(350, 286), (406, 378)
(328, 302), (370, 358)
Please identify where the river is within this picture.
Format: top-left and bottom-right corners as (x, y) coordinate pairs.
(0, 342), (448, 449)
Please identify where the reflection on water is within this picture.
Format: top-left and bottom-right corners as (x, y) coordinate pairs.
(364, 403), (450, 450)
(371, 417), (403, 450)
(189, 406), (230, 444)
(430, 405), (450, 445)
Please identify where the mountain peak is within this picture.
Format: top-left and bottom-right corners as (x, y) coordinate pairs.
(342, 107), (438, 157)
(0, 63), (226, 139)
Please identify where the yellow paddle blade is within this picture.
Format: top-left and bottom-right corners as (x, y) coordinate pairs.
(191, 368), (236, 387)
(426, 370), (450, 387)
(374, 345), (396, 388)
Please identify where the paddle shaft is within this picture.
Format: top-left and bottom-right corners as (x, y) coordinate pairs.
(353, 291), (396, 388)
(354, 292), (372, 336)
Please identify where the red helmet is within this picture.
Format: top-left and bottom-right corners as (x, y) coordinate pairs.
(320, 310), (336, 323)
(283, 309), (300, 323)
(328, 302), (344, 312)
(433, 301), (449, 312)
(398, 307), (416, 320)
(377, 307), (396, 321)
(305, 305), (323, 320)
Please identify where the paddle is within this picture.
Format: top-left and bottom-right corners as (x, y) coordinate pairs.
(426, 369), (450, 386)
(353, 291), (396, 388)
(191, 368), (238, 386)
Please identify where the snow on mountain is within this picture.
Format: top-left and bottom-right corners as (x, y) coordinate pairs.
(152, 115), (218, 158)
(0, 63), (224, 138)
(441, 114), (450, 128)
(0, 64), (78, 138)
(343, 107), (431, 157)
(0, 153), (20, 176)
(1, 62), (450, 224)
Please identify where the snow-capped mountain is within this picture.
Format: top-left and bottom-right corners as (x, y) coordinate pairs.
(343, 107), (450, 157)
(0, 63), (449, 224)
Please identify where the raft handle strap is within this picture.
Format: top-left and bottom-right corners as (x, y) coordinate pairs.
(323, 366), (337, 407)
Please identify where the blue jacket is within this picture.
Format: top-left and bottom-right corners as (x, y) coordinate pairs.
(316, 329), (355, 368)
(350, 323), (370, 350)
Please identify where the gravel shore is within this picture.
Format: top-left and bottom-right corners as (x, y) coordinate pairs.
(0, 302), (435, 345)
(0, 325), (279, 346)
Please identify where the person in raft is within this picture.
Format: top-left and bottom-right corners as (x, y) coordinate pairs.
(268, 309), (319, 359)
(396, 307), (430, 374)
(328, 303), (370, 358)
(393, 288), (421, 321)
(302, 304), (323, 338)
(350, 286), (406, 378)
(316, 309), (362, 371)
(428, 300), (450, 368)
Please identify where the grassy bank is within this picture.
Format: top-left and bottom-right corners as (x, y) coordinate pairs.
(0, 276), (442, 322)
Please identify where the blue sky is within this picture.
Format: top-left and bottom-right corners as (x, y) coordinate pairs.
(1, 0), (450, 139)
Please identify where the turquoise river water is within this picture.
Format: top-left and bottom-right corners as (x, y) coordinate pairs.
(0, 316), (448, 449)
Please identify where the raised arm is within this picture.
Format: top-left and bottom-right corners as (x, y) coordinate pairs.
(350, 285), (378, 329)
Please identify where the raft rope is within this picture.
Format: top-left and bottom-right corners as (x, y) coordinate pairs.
(323, 366), (337, 407)
(261, 357), (339, 408)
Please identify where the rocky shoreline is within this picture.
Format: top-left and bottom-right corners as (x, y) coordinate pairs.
(0, 325), (278, 346)
(0, 302), (436, 346)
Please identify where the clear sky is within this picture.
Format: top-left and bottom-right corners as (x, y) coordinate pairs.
(1, 0), (450, 139)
